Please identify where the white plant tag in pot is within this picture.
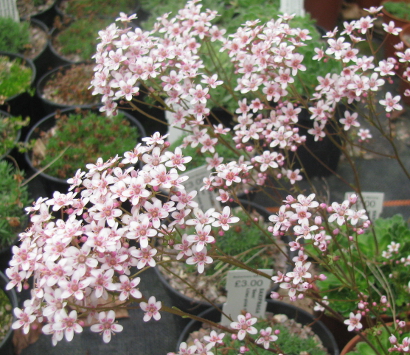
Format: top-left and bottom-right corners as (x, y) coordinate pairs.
(221, 269), (273, 326)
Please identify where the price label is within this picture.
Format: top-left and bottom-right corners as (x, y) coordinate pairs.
(344, 192), (385, 220)
(221, 269), (272, 326)
(183, 165), (221, 212)
(279, 0), (305, 17)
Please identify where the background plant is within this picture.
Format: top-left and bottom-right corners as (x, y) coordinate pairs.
(41, 63), (98, 105)
(0, 17), (30, 54)
(0, 114), (30, 157)
(0, 56), (32, 103)
(0, 160), (30, 249)
(52, 18), (113, 62)
(33, 109), (140, 179)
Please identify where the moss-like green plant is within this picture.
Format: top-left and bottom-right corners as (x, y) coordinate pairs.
(0, 17), (30, 53)
(41, 63), (98, 106)
(63, 0), (138, 18)
(0, 287), (13, 343)
(0, 161), (30, 249)
(53, 18), (113, 62)
(34, 109), (140, 179)
(319, 215), (410, 318)
(383, 2), (410, 21)
(0, 114), (30, 157)
(0, 56), (32, 103)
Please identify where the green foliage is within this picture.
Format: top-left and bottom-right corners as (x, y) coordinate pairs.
(383, 2), (410, 21)
(0, 160), (30, 249)
(0, 56), (32, 103)
(320, 215), (410, 317)
(0, 114), (30, 157)
(53, 18), (113, 61)
(0, 17), (30, 53)
(36, 110), (140, 179)
(64, 0), (138, 18)
(346, 324), (394, 355)
(42, 63), (98, 106)
(169, 132), (238, 171)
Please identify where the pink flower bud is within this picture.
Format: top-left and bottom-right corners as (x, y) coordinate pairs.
(314, 216), (322, 225)
(318, 274), (327, 281)
(274, 329), (280, 335)
(381, 296), (387, 304)
(271, 292), (280, 299)
(389, 334), (397, 344)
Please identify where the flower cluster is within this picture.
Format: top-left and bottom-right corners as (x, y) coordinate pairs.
(6, 1), (410, 354)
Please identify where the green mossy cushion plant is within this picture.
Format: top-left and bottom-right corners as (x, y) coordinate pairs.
(32, 109), (140, 179)
(52, 18), (113, 62)
(0, 55), (32, 104)
(0, 18), (30, 54)
(0, 161), (30, 250)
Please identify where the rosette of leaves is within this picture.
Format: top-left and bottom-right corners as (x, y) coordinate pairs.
(52, 17), (113, 62)
(383, 1), (410, 21)
(318, 215), (410, 318)
(0, 17), (30, 54)
(0, 161), (30, 250)
(41, 63), (98, 106)
(33, 110), (140, 179)
(0, 56), (32, 104)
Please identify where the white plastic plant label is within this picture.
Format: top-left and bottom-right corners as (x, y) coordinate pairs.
(221, 269), (273, 326)
(279, 0), (305, 17)
(344, 192), (385, 220)
(182, 165), (221, 212)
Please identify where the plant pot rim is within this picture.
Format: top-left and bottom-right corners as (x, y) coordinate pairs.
(340, 321), (400, 355)
(48, 26), (91, 66)
(177, 299), (339, 355)
(24, 105), (146, 187)
(0, 271), (18, 350)
(155, 200), (296, 312)
(36, 62), (96, 109)
(18, 0), (57, 19)
(381, 1), (410, 25)
(0, 51), (36, 102)
(400, 23), (410, 47)
(25, 18), (49, 61)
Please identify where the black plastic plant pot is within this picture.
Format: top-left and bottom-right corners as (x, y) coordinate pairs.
(155, 200), (295, 316)
(36, 62), (99, 115)
(47, 26), (83, 69)
(24, 105), (146, 197)
(0, 271), (18, 355)
(0, 51), (36, 119)
(177, 299), (340, 355)
(292, 106), (343, 179)
(19, 0), (60, 29)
